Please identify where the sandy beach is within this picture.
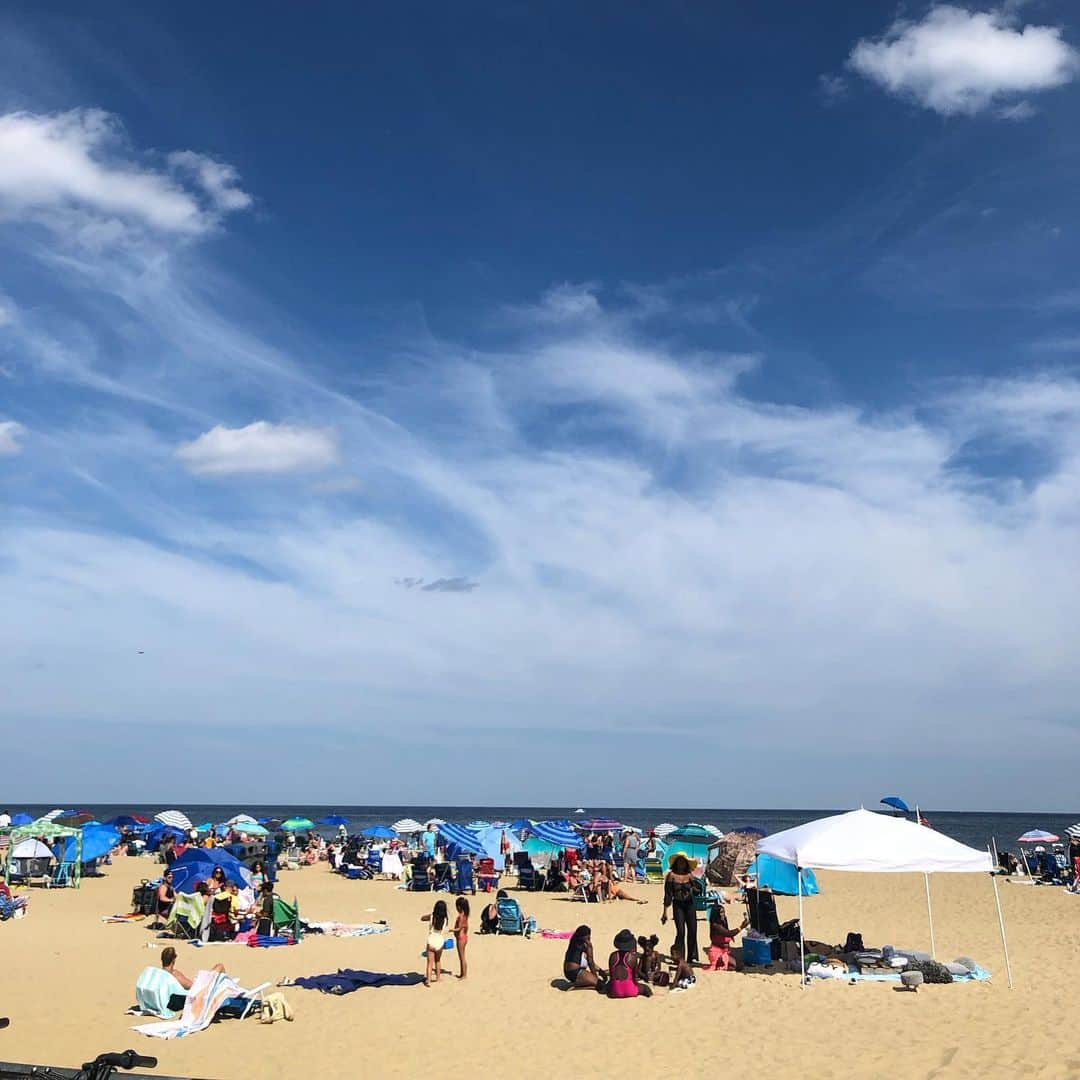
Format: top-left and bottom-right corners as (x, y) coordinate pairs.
(2, 854), (1078, 1079)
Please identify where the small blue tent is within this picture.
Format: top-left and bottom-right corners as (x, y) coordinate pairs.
(170, 847), (252, 893)
(745, 854), (819, 896)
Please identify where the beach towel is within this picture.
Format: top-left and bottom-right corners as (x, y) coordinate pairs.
(102, 912), (146, 923)
(540, 930), (574, 939)
(306, 922), (390, 938)
(134, 967), (186, 1020)
(134, 969), (241, 1038)
(286, 968), (424, 994)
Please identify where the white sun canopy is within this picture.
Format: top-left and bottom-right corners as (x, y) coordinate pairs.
(757, 808), (992, 874)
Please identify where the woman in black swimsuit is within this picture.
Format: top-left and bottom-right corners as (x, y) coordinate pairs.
(563, 924), (602, 989)
(661, 853), (699, 963)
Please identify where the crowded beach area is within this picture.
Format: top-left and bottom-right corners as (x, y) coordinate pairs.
(2, 807), (1079, 1079)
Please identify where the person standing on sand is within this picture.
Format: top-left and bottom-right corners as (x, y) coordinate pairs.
(662, 853), (699, 963)
(421, 899), (449, 986)
(622, 830), (641, 882)
(453, 896), (470, 979)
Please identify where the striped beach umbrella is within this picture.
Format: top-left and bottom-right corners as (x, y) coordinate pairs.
(653, 822), (677, 837)
(1017, 829), (1059, 844)
(1066, 823), (1080, 840)
(154, 809), (193, 831)
(393, 818), (423, 834)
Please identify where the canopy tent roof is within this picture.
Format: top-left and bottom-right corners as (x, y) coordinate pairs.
(5, 819), (83, 886)
(757, 809), (992, 874)
(531, 820), (584, 850)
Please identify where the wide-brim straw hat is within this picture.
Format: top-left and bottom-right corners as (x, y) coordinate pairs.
(667, 850), (699, 871)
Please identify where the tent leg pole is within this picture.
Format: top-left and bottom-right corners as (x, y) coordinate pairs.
(798, 864), (805, 989)
(991, 836), (999, 871)
(989, 847), (1013, 989)
(924, 873), (936, 959)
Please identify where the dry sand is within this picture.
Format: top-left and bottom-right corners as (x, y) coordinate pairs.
(1, 854), (1078, 1079)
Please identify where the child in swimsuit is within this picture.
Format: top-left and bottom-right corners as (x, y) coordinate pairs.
(454, 896), (470, 980)
(670, 944), (696, 991)
(421, 899), (449, 986)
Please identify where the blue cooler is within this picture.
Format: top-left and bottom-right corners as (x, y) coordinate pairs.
(742, 936), (774, 966)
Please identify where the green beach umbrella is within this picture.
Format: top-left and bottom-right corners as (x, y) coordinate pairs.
(281, 817), (314, 830)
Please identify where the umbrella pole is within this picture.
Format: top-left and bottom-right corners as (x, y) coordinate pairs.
(989, 846), (1013, 988)
(923, 873), (936, 959)
(798, 863), (806, 990)
(991, 836), (999, 871)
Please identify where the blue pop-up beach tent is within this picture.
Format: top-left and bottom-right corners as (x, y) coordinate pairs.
(170, 847), (253, 893)
(745, 853), (819, 896)
(61, 824), (121, 866)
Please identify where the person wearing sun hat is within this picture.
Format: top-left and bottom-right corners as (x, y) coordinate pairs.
(661, 852), (700, 963)
(607, 929), (652, 998)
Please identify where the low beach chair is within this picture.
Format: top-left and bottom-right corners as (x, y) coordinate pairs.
(164, 892), (205, 940)
(495, 896), (524, 934)
(477, 857), (500, 892)
(644, 857), (664, 883)
(46, 861), (74, 888)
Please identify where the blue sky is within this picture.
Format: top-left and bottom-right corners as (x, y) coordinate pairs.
(2, 3), (1080, 809)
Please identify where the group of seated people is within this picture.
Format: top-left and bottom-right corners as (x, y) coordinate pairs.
(150, 861), (278, 940)
(561, 900), (749, 998)
(562, 856), (648, 903)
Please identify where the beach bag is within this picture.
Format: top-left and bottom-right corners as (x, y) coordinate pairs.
(842, 932), (864, 952)
(258, 992), (294, 1023)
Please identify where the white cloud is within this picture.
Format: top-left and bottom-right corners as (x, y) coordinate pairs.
(0, 293), (15, 326)
(168, 151), (253, 212)
(175, 420), (340, 475)
(849, 5), (1079, 116)
(0, 419), (26, 455)
(0, 109), (251, 239)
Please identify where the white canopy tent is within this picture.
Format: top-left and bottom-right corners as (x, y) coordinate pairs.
(757, 809), (1011, 987)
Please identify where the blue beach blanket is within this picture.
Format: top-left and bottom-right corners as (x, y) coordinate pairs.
(290, 968), (424, 994)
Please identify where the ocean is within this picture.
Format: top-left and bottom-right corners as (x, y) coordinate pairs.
(13, 803), (1076, 853)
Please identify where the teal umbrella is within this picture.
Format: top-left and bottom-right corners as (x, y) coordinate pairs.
(282, 817), (314, 830)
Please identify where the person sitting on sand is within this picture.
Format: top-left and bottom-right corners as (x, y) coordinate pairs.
(481, 889), (508, 933)
(563, 925), (603, 990)
(669, 944), (696, 991)
(161, 946), (224, 991)
(607, 929), (652, 998)
(636, 934), (662, 984)
(705, 901), (747, 971)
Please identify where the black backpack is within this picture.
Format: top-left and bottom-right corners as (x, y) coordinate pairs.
(842, 932), (864, 953)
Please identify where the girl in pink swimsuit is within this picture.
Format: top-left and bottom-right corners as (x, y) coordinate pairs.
(607, 929), (652, 998)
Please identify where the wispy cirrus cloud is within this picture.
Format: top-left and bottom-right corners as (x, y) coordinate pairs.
(849, 5), (1079, 117)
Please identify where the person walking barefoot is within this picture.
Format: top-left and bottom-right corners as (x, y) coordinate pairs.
(453, 896), (470, 979)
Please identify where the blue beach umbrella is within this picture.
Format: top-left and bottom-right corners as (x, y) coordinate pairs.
(170, 848), (253, 893)
(10, 813), (33, 826)
(320, 815), (349, 827)
(880, 796), (910, 813)
(362, 825), (396, 840)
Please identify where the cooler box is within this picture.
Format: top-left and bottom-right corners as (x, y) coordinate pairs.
(742, 936), (775, 966)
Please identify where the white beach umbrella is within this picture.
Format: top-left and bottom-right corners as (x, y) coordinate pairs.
(12, 838), (53, 859)
(226, 814), (257, 826)
(653, 823), (677, 837)
(154, 809), (193, 831)
(704, 824), (725, 839)
(425, 818), (446, 826)
(392, 818), (423, 834)
(43, 809), (65, 821)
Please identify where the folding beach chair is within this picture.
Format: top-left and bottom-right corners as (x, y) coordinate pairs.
(477, 857), (500, 893)
(455, 856), (475, 894)
(46, 861), (74, 888)
(517, 862), (542, 891)
(495, 896), (524, 934)
(432, 862), (454, 891)
(644, 857), (664, 883)
(163, 892), (205, 940)
(271, 895), (303, 940)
